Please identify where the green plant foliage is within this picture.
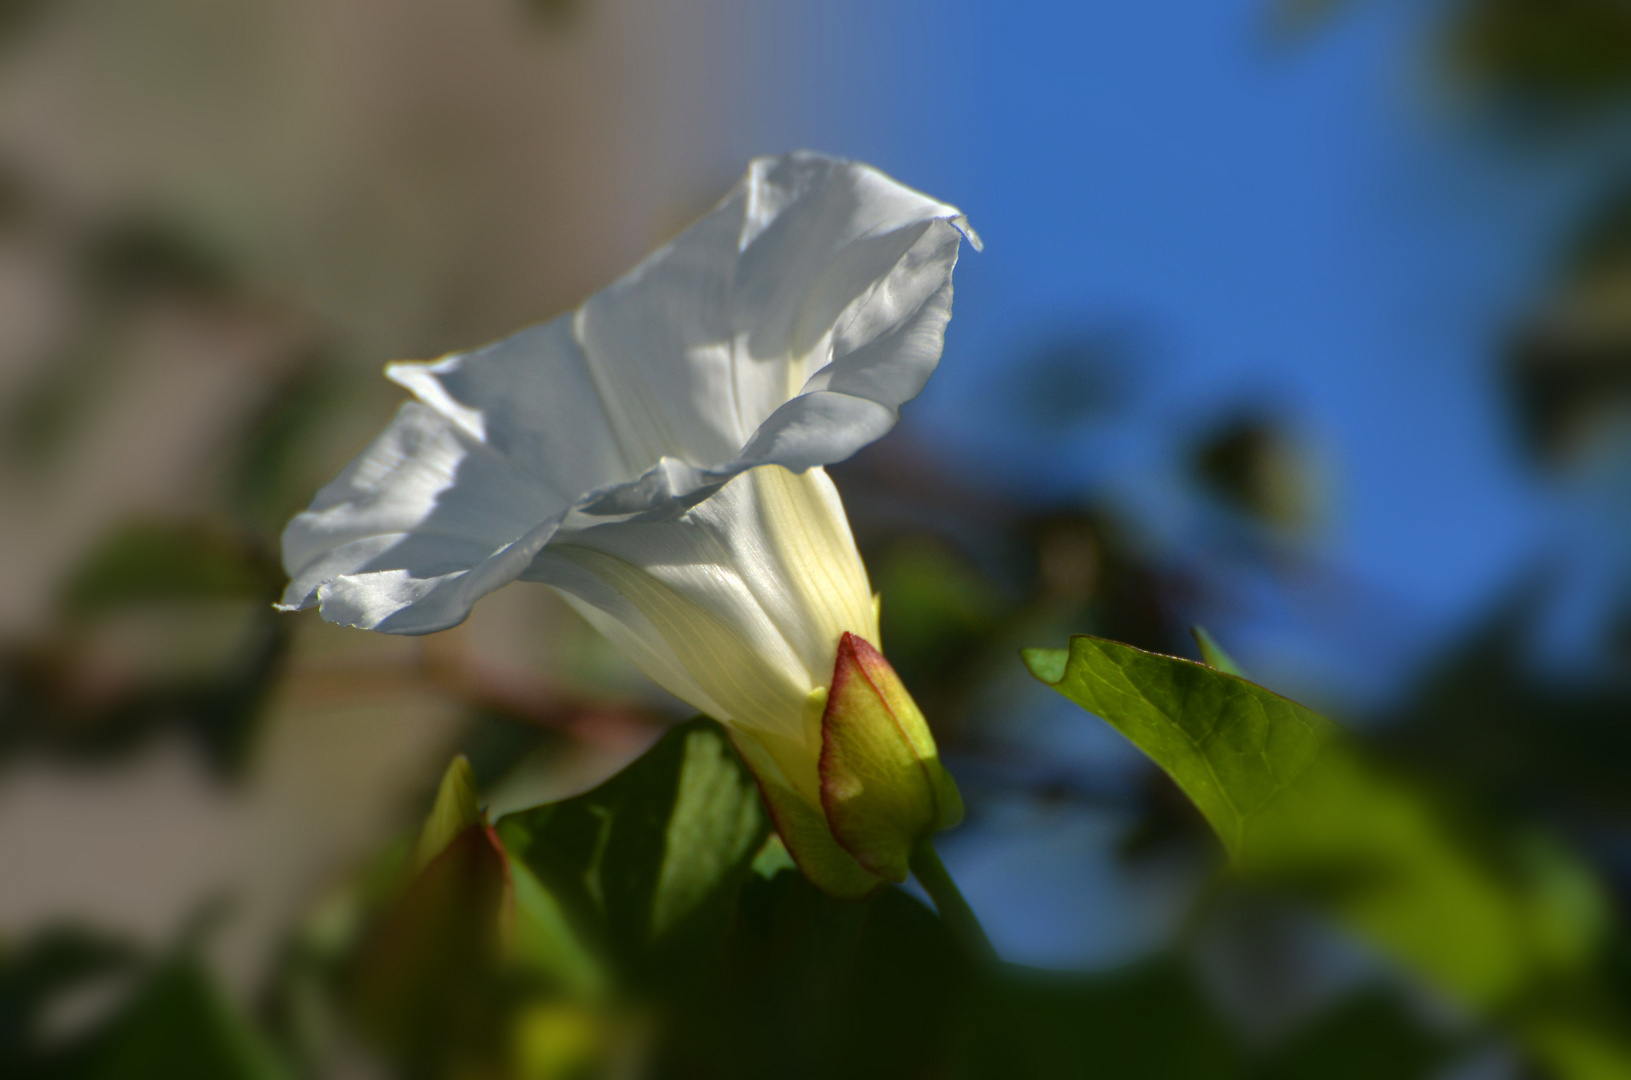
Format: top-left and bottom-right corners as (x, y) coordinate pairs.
(685, 861), (969, 1080)
(522, 0), (583, 28)
(75, 954), (288, 1080)
(1448, 0), (1631, 101)
(61, 521), (281, 614)
(965, 957), (1243, 1080)
(1, 937), (288, 1080)
(497, 717), (769, 978)
(1, 520), (291, 773)
(345, 821), (515, 1075)
(227, 360), (362, 538)
(1252, 986), (1462, 1080)
(0, 928), (139, 1077)
(870, 536), (1007, 701)
(1024, 635), (1631, 1077)
(1189, 416), (1315, 530)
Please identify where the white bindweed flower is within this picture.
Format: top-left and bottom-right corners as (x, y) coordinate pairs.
(279, 152), (978, 897)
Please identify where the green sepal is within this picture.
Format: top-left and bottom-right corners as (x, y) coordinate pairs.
(711, 714), (885, 899)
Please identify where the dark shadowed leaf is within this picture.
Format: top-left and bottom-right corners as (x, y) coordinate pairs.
(1253, 986), (1462, 1080)
(674, 864), (968, 1080)
(0, 927), (140, 1077)
(77, 953), (287, 1080)
(345, 822), (513, 1073)
(965, 956), (1244, 1080)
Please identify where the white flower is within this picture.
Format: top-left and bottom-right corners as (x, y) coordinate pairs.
(279, 151), (978, 896)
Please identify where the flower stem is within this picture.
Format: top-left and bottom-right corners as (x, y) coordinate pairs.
(909, 838), (996, 964)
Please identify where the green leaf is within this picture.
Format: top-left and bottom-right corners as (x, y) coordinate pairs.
(495, 717), (769, 973)
(676, 865), (969, 1079)
(507, 859), (606, 999)
(1024, 635), (1631, 1077)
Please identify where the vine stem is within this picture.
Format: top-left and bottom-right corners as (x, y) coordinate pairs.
(909, 838), (997, 964)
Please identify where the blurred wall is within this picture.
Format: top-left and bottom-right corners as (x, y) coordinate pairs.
(0, 0), (766, 998)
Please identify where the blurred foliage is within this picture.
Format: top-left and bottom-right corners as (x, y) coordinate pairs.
(0, 927), (138, 1077)
(79, 215), (239, 308)
(1274, 0), (1631, 104)
(3, 210), (245, 468)
(78, 952), (288, 1080)
(227, 359), (358, 540)
(1447, 0), (1631, 102)
(1190, 415), (1316, 531)
(271, 713), (1482, 1079)
(1000, 327), (1144, 434)
(61, 521), (282, 614)
(1509, 182), (1631, 466)
(6, 0), (1631, 1076)
(1, 521), (288, 773)
(1027, 635), (1631, 1077)
(1377, 585), (1631, 886)
(1, 928), (286, 1080)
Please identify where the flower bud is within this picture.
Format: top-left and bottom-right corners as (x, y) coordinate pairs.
(818, 633), (964, 882)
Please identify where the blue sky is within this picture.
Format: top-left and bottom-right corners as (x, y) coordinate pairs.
(742, 0), (1616, 700)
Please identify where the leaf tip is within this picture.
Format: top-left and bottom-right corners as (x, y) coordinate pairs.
(414, 754), (482, 871)
(1020, 646), (1068, 684)
(1191, 625), (1245, 678)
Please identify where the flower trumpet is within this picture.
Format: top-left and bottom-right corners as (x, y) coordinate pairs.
(280, 152), (979, 897)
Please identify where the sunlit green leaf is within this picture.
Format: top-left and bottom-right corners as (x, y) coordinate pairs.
(496, 717), (769, 972)
(1024, 635), (1631, 1077)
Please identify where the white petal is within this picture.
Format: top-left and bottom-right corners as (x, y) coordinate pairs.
(279, 315), (629, 632)
(282, 152), (974, 634)
(278, 400), (568, 632)
(525, 465), (877, 804)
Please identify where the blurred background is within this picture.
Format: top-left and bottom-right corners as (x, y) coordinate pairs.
(3, 0), (1631, 1076)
